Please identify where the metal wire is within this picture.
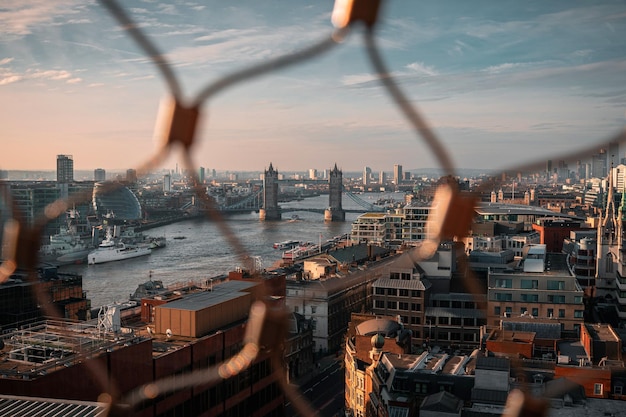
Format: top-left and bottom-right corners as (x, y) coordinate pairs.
(2, 1), (626, 416)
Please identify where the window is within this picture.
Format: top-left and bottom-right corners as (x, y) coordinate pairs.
(521, 279), (539, 289)
(614, 385), (623, 395)
(399, 289), (409, 297)
(558, 309), (565, 318)
(451, 317), (462, 326)
(495, 293), (513, 301)
(547, 280), (565, 290)
(375, 300), (385, 309)
(574, 296), (583, 303)
(387, 288), (397, 296)
(439, 317), (449, 325)
(375, 287), (385, 295)
(521, 293), (538, 302)
(574, 310), (584, 318)
(606, 253), (614, 273)
(411, 290), (421, 298)
(311, 306), (317, 314)
(594, 383), (603, 396)
(547, 308), (554, 318)
(294, 306), (299, 313)
(399, 302), (409, 310)
(494, 306), (501, 315)
(464, 318), (474, 326)
(548, 295), (566, 303)
(532, 308), (539, 317)
(520, 307), (528, 314)
(410, 316), (420, 325)
(495, 278), (512, 288)
(411, 303), (421, 311)
(387, 301), (397, 309)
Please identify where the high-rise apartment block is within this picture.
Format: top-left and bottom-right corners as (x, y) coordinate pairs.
(394, 164), (402, 185)
(56, 154), (73, 183)
(309, 168), (317, 180)
(94, 168), (106, 182)
(363, 166), (371, 185)
(126, 168), (137, 183)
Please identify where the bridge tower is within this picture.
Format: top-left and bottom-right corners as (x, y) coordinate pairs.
(325, 163), (345, 221)
(260, 162), (281, 220)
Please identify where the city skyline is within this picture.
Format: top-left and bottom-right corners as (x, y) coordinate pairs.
(1, 1), (625, 172)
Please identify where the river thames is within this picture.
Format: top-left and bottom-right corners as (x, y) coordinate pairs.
(60, 192), (404, 308)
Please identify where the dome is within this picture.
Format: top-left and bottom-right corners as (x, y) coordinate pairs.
(92, 182), (142, 220)
(371, 334), (385, 350)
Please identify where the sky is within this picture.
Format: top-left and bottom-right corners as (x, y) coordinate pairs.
(1, 0), (625, 175)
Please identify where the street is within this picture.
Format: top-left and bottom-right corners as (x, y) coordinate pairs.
(285, 357), (344, 417)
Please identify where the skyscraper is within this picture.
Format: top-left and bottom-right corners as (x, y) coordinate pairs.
(56, 155), (73, 183)
(363, 166), (371, 186)
(393, 164), (402, 185)
(126, 168), (137, 184)
(94, 168), (106, 182)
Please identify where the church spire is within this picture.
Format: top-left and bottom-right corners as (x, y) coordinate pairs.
(602, 163), (618, 244)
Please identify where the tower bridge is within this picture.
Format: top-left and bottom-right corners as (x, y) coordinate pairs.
(199, 163), (385, 220)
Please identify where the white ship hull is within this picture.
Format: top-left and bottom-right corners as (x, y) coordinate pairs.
(88, 245), (151, 265)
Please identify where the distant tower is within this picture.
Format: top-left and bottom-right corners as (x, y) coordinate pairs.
(490, 191), (497, 203)
(198, 167), (205, 183)
(163, 174), (171, 192)
(379, 171), (386, 184)
(393, 164), (402, 185)
(94, 168), (106, 182)
(126, 169), (137, 184)
(363, 166), (371, 186)
(56, 154), (74, 183)
(325, 163), (345, 221)
(309, 169), (317, 180)
(596, 165), (621, 300)
(260, 163), (281, 221)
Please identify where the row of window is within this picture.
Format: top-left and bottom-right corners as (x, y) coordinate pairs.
(374, 300), (421, 311)
(493, 293), (581, 304)
(375, 288), (422, 297)
(494, 306), (584, 319)
(494, 278), (566, 290)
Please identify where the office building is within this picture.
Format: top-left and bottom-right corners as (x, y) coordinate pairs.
(363, 166), (371, 186)
(487, 245), (584, 331)
(0, 279), (286, 417)
(94, 168), (106, 182)
(56, 154), (73, 183)
(393, 164), (402, 185)
(126, 168), (137, 184)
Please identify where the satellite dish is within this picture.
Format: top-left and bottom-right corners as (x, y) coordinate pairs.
(166, 329), (173, 338)
(146, 326), (153, 336)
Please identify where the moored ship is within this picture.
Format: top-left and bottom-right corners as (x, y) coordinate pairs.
(88, 229), (152, 265)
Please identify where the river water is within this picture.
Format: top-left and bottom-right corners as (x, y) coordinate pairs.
(60, 192), (404, 308)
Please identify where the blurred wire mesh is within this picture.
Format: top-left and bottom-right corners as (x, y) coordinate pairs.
(1, 0), (625, 416)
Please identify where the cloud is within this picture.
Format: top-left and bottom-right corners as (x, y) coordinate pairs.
(406, 62), (438, 76)
(0, 0), (86, 38)
(482, 62), (527, 74)
(0, 57), (15, 66)
(66, 77), (82, 84)
(0, 75), (22, 85)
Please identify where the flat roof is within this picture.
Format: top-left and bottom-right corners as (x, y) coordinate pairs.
(158, 280), (257, 311)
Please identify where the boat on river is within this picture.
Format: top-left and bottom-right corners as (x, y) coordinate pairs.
(88, 229), (151, 265)
(273, 240), (301, 250)
(39, 209), (95, 264)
